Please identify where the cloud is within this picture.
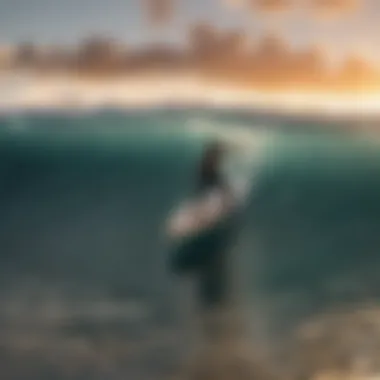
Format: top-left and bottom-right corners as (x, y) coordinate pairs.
(222, 0), (248, 9)
(248, 0), (295, 13)
(308, 0), (360, 19)
(142, 0), (176, 27)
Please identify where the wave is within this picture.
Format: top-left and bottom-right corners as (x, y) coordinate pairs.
(1, 111), (380, 379)
(2, 73), (380, 118)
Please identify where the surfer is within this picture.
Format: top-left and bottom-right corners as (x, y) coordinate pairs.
(169, 142), (258, 380)
(169, 140), (239, 310)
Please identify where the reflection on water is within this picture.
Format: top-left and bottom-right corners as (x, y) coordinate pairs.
(0, 281), (186, 380)
(2, 282), (380, 380)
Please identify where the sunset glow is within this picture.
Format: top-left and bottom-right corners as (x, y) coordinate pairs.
(1, 73), (380, 116)
(1, 0), (380, 117)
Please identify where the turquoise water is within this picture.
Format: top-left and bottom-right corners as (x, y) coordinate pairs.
(0, 109), (380, 378)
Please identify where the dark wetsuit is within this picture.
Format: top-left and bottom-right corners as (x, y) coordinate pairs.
(197, 165), (224, 193)
(170, 159), (238, 310)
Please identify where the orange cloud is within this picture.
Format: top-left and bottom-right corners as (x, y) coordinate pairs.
(248, 0), (295, 12)
(222, 0), (247, 9)
(308, 0), (360, 18)
(142, 0), (175, 27)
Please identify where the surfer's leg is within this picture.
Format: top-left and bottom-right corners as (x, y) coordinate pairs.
(198, 261), (226, 309)
(185, 269), (274, 380)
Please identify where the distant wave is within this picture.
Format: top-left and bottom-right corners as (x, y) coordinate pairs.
(2, 73), (380, 118)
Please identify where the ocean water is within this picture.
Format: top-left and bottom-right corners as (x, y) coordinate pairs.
(1, 109), (380, 379)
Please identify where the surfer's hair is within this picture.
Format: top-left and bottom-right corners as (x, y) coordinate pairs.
(203, 141), (224, 161)
(199, 140), (224, 177)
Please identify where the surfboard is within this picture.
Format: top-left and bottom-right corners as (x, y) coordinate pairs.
(166, 187), (240, 239)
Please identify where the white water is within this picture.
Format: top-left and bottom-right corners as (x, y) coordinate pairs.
(2, 72), (380, 117)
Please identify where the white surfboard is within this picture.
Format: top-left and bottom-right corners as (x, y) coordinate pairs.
(166, 183), (248, 239)
(166, 189), (230, 239)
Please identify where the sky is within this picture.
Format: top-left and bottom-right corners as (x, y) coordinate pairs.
(0, 0), (379, 57)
